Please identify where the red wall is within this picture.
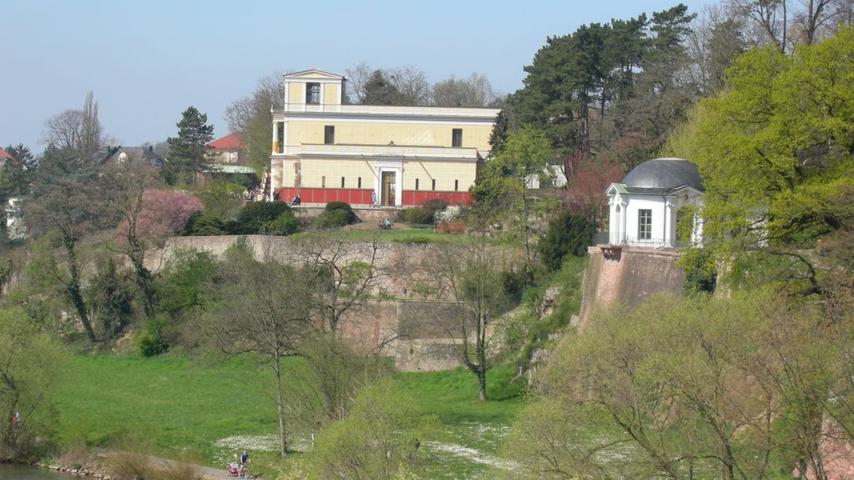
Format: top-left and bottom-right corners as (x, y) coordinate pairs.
(274, 187), (471, 206)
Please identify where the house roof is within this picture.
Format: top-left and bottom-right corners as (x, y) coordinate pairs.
(0, 148), (13, 161)
(99, 145), (166, 167)
(621, 157), (704, 193)
(207, 132), (244, 151)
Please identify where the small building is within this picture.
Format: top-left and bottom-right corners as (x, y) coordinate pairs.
(269, 68), (499, 207)
(606, 157), (704, 248)
(207, 132), (244, 165)
(101, 145), (166, 168)
(0, 148), (13, 168)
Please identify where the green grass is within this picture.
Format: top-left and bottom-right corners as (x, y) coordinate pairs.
(291, 225), (518, 246)
(51, 353), (524, 478)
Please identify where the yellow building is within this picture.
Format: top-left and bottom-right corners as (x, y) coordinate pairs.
(270, 68), (500, 207)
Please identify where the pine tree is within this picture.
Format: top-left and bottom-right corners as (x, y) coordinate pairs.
(165, 106), (214, 185)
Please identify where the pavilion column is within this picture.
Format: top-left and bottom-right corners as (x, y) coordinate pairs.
(664, 198), (675, 247)
(619, 200), (628, 245)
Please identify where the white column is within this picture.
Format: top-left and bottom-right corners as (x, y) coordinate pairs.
(619, 201), (628, 245)
(272, 122), (279, 154)
(664, 198), (675, 248)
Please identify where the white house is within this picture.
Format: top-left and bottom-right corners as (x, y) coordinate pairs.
(606, 157), (704, 248)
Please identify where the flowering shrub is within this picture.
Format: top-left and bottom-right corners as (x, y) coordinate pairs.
(118, 190), (203, 244)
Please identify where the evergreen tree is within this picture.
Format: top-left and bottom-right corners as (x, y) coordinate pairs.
(164, 106), (214, 185)
(361, 70), (402, 106)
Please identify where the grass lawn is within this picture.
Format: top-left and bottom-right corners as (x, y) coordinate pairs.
(51, 354), (524, 478)
(291, 225), (517, 246)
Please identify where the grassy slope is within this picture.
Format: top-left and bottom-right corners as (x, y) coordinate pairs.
(51, 354), (523, 478)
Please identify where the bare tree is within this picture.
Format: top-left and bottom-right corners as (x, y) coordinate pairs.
(428, 240), (513, 401)
(223, 73), (283, 171)
(204, 242), (314, 457)
(432, 73), (496, 107)
(344, 61), (373, 104)
(387, 65), (432, 105)
(729, 0), (850, 52)
(101, 155), (162, 318)
(294, 236), (384, 337)
(43, 92), (103, 159)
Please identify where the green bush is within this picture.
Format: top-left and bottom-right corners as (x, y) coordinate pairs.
(314, 202), (358, 229)
(398, 207), (435, 225)
(185, 211), (227, 236)
(230, 202), (294, 234)
(323, 201), (358, 225)
(422, 198), (448, 213)
(137, 317), (169, 357)
(266, 211), (300, 235)
(537, 211), (595, 271)
(678, 248), (717, 295)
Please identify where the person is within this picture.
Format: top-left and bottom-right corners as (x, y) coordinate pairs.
(238, 451), (249, 477)
(370, 190), (377, 206)
(291, 194), (301, 206)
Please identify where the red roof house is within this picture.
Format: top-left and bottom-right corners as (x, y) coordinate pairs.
(207, 132), (244, 152)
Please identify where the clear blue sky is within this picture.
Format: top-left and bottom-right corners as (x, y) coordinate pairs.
(2, 0), (711, 151)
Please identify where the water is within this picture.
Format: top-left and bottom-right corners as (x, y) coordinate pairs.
(0, 465), (75, 479)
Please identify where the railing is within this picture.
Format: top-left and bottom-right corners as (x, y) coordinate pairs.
(592, 233), (699, 249)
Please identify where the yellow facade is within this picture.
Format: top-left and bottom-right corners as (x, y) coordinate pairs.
(283, 121), (491, 150)
(271, 68), (499, 206)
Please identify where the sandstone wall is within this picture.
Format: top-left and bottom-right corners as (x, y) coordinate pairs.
(577, 246), (685, 329)
(146, 235), (498, 371)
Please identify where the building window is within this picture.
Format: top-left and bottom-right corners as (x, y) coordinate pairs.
(358, 177), (362, 189)
(321, 176), (326, 188)
(638, 209), (652, 240)
(341, 176), (345, 188)
(275, 122), (284, 153)
(452, 128), (463, 147)
(415, 178), (419, 191)
(324, 125), (335, 144)
(454, 180), (459, 191)
(306, 83), (321, 104)
(431, 179), (436, 191)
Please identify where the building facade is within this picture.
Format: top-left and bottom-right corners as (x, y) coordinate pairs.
(269, 69), (499, 207)
(606, 157), (704, 248)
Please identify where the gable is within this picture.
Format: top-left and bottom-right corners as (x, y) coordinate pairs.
(284, 68), (344, 81)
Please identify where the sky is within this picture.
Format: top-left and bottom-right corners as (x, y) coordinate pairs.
(2, 0), (712, 152)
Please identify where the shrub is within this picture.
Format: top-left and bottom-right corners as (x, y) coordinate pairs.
(320, 201), (358, 226)
(185, 211), (227, 236)
(398, 207), (434, 225)
(436, 220), (466, 234)
(422, 198), (448, 213)
(537, 211), (595, 271)
(194, 181), (244, 219)
(137, 316), (169, 357)
(678, 248), (717, 295)
(230, 202), (299, 235)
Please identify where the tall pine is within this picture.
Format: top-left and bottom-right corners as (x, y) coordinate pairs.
(165, 106), (214, 185)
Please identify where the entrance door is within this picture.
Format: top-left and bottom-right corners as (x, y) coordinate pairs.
(381, 171), (396, 206)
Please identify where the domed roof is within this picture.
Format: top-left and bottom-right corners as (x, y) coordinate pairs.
(622, 157), (704, 192)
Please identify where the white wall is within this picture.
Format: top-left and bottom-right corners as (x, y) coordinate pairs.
(624, 195), (668, 246)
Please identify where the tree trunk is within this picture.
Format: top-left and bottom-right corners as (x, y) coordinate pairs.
(273, 353), (288, 458)
(521, 192), (531, 281)
(127, 234), (156, 319)
(477, 368), (488, 402)
(63, 235), (97, 342)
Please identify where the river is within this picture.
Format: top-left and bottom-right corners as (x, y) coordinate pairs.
(0, 465), (75, 479)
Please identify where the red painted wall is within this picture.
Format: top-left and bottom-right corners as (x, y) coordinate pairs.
(274, 187), (471, 206)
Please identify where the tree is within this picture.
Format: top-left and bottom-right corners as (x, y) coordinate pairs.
(431, 73), (496, 107)
(204, 242), (314, 457)
(428, 242), (513, 401)
(223, 73), (283, 173)
(361, 70), (404, 106)
(294, 236), (384, 336)
(25, 146), (107, 341)
(0, 308), (63, 460)
(164, 106), (214, 184)
(386, 65), (431, 105)
(85, 257), (136, 339)
(309, 381), (429, 480)
(0, 144), (35, 199)
(43, 92), (103, 160)
(510, 291), (853, 479)
(537, 211), (596, 271)
(478, 127), (553, 277)
(667, 27), (854, 301)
